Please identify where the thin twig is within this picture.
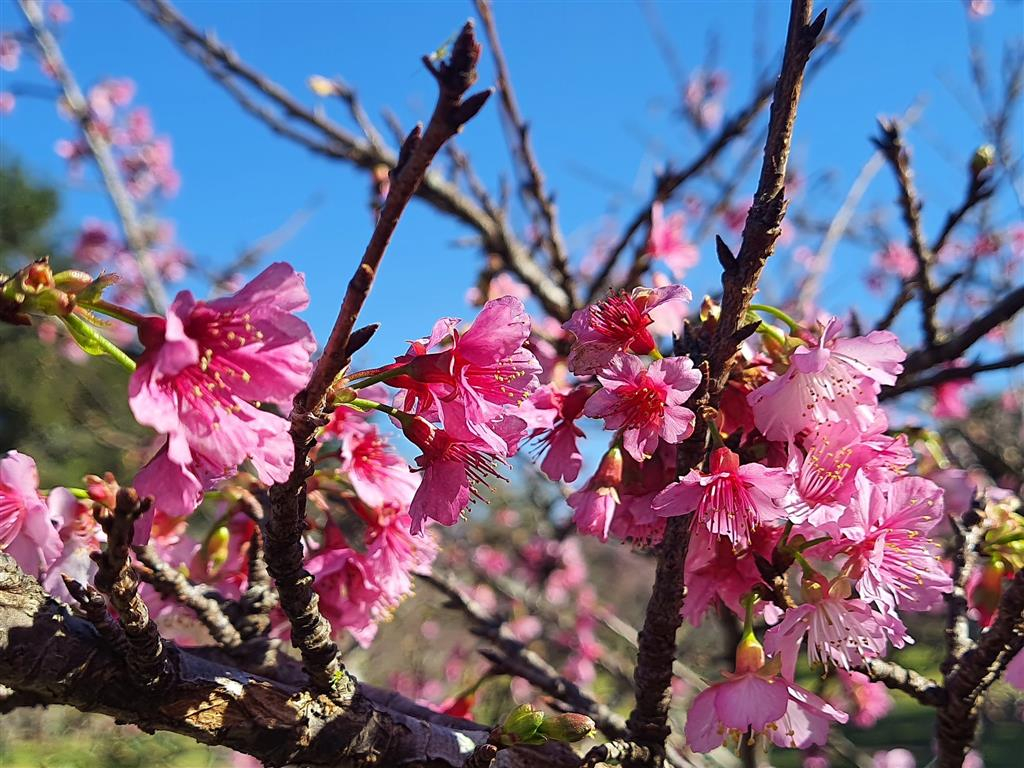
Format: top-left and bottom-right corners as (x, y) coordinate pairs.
(19, 0), (167, 312)
(474, 0), (576, 310)
(880, 353), (1024, 400)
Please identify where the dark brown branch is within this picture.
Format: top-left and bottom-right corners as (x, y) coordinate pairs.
(941, 513), (983, 674)
(61, 575), (128, 654)
(133, 0), (571, 320)
(474, 0), (576, 310)
(262, 23), (491, 703)
(626, 3), (825, 762)
(419, 571), (630, 741)
(90, 488), (174, 688)
(936, 568), (1024, 768)
(855, 659), (946, 707)
(901, 284), (1024, 376)
(880, 353), (1024, 400)
(584, 0), (856, 303)
(874, 119), (940, 348)
(135, 544), (243, 649)
(0, 554), (515, 768)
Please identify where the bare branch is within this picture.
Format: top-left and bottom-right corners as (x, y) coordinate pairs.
(474, 0), (576, 309)
(19, 0), (168, 312)
(132, 0), (571, 320)
(880, 353), (1024, 400)
(856, 659), (945, 707)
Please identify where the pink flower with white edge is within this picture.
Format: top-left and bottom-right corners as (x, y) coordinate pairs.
(647, 202), (699, 279)
(833, 474), (952, 612)
(0, 451), (64, 577)
(748, 317), (905, 440)
(130, 263), (316, 530)
(653, 447), (791, 548)
(764, 575), (906, 678)
(685, 633), (847, 753)
(562, 284), (691, 375)
(567, 448), (623, 542)
(584, 353), (700, 462)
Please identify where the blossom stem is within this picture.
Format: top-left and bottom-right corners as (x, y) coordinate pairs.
(798, 535), (832, 551)
(705, 419), (725, 448)
(348, 363), (410, 390)
(749, 303), (803, 334)
(81, 299), (147, 327)
(61, 314), (137, 372)
(42, 486), (90, 499)
(346, 397), (414, 427)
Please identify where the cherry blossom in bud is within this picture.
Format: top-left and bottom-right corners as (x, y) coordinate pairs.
(584, 353), (700, 462)
(129, 263), (315, 530)
(0, 451), (64, 577)
(388, 296), (540, 452)
(562, 284), (691, 375)
(401, 413), (520, 534)
(764, 575), (907, 678)
(654, 446), (790, 547)
(749, 317), (906, 440)
(833, 474), (952, 611)
(646, 202), (698, 279)
(568, 447), (623, 542)
(685, 633), (847, 753)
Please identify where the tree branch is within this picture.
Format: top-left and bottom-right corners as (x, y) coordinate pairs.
(855, 659), (946, 707)
(19, 0), (168, 312)
(626, 4), (826, 762)
(880, 353), (1024, 400)
(474, 0), (576, 310)
(263, 21), (492, 703)
(132, 0), (571, 320)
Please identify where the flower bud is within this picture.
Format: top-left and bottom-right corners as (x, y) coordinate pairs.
(537, 713), (595, 743)
(206, 525), (230, 574)
(970, 144), (995, 176)
(499, 703), (545, 745)
(734, 631), (766, 674)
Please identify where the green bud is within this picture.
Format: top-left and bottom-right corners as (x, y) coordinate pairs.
(499, 704), (545, 746)
(536, 713), (595, 743)
(207, 525), (231, 573)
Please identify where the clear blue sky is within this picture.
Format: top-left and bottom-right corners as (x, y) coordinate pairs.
(1, 0), (1021, 371)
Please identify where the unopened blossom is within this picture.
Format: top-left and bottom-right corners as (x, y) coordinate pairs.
(834, 474), (952, 611)
(749, 317), (905, 440)
(653, 446), (790, 547)
(130, 263), (316, 527)
(388, 296), (540, 451)
(562, 284), (691, 375)
(567, 447), (623, 542)
(584, 353), (700, 462)
(646, 202), (698, 278)
(401, 412), (521, 534)
(764, 575), (905, 677)
(0, 451), (64, 577)
(685, 633), (847, 753)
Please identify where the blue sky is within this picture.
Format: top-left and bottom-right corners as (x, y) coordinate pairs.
(1, 0), (1021, 373)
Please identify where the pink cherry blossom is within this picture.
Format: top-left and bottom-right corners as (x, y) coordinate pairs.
(0, 451), (64, 577)
(764, 575), (905, 677)
(749, 317), (906, 440)
(562, 284), (691, 375)
(835, 670), (894, 728)
(388, 296), (540, 452)
(531, 385), (591, 483)
(685, 638), (847, 753)
(647, 202), (699, 278)
(0, 35), (21, 72)
(568, 448), (623, 542)
(584, 353), (700, 462)
(834, 474), (952, 611)
(337, 420), (418, 510)
(401, 414), (521, 534)
(653, 447), (791, 547)
(130, 263), (316, 528)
